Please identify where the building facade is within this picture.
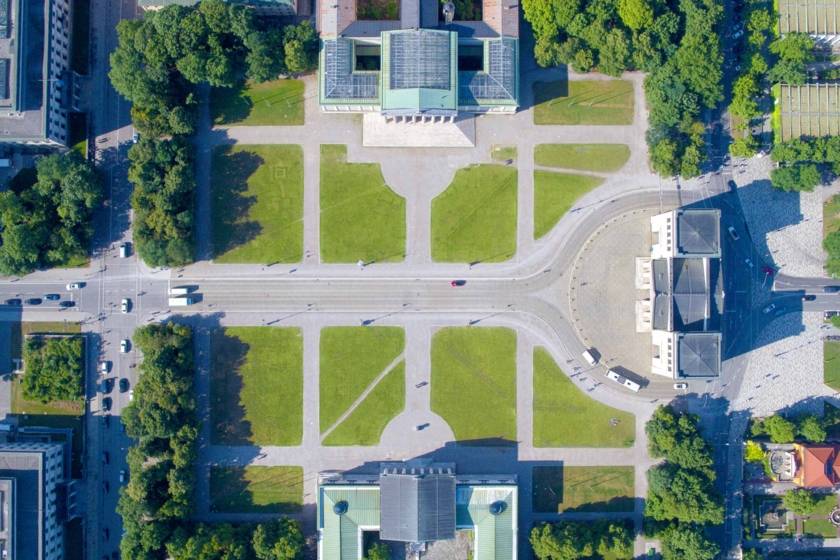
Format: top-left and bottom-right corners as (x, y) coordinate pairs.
(636, 209), (724, 379)
(318, 0), (519, 116)
(0, 0), (72, 146)
(318, 460), (517, 560)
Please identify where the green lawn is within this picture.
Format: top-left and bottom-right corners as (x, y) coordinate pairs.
(431, 164), (517, 263)
(826, 341), (840, 391)
(813, 493), (837, 515)
(320, 145), (406, 263)
(431, 327), (516, 442)
(491, 145), (517, 162)
(211, 79), (304, 126)
(210, 466), (303, 513)
(535, 144), (630, 172)
(10, 322), (84, 416)
(323, 362), (405, 446)
(825, 194), (840, 239)
(533, 80), (634, 125)
(319, 327), (405, 435)
(211, 144), (303, 263)
(804, 518), (838, 538)
(211, 327), (303, 446)
(532, 466), (635, 513)
(533, 347), (635, 447)
(534, 171), (604, 240)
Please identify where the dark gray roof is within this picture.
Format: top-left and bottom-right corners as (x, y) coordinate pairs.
(322, 39), (379, 100)
(341, 20), (401, 38)
(401, 0), (438, 29)
(389, 30), (451, 90)
(678, 333), (721, 378)
(652, 257), (722, 332)
(651, 259), (671, 331)
(380, 473), (456, 543)
(459, 37), (517, 104)
(677, 210), (720, 255)
(672, 258), (709, 330)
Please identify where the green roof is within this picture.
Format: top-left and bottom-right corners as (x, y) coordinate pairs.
(318, 482), (517, 560)
(381, 29), (458, 114)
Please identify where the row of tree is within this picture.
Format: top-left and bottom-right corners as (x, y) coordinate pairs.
(522, 0), (724, 178)
(644, 406), (723, 560)
(770, 135), (840, 193)
(530, 520), (634, 559)
(21, 335), (84, 404)
(0, 152), (101, 276)
(118, 322), (305, 560)
(110, 0), (317, 267)
(750, 411), (830, 443)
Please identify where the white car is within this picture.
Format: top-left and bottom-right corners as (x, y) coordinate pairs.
(120, 339), (130, 353)
(727, 226), (739, 241)
(121, 298), (130, 313)
(66, 282), (83, 290)
(674, 382), (688, 390)
(763, 303), (777, 314)
(100, 361), (111, 375)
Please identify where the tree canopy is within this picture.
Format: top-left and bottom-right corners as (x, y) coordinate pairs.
(530, 520), (633, 560)
(21, 336), (84, 404)
(0, 152), (101, 275)
(783, 488), (820, 516)
(659, 524), (720, 560)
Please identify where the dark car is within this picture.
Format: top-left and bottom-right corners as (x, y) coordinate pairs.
(103, 451), (110, 464)
(24, 298), (41, 305)
(119, 378), (130, 393)
(825, 286), (840, 293)
(102, 397), (112, 412)
(803, 295), (817, 301)
(103, 481), (110, 493)
(102, 378), (114, 394)
(103, 528), (110, 541)
(727, 180), (737, 190)
(103, 414), (111, 428)
(44, 293), (60, 301)
(59, 301), (75, 308)
(3, 298), (20, 306)
(450, 279), (466, 287)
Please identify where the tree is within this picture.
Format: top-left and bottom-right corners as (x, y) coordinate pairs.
(771, 163), (821, 192)
(742, 549), (765, 560)
(21, 336), (84, 404)
(758, 415), (797, 443)
(646, 465), (724, 524)
(769, 33), (815, 85)
(783, 488), (819, 516)
(282, 22), (317, 74)
(618, 0), (654, 30)
(252, 519), (305, 560)
(167, 524), (250, 560)
(645, 406), (714, 472)
(365, 542), (390, 560)
(798, 415), (827, 443)
(660, 525), (719, 560)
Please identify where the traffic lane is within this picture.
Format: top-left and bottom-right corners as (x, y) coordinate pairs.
(774, 274), (839, 291)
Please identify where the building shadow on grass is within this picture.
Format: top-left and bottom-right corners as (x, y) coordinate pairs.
(208, 464), (304, 515)
(208, 329), (253, 446)
(211, 146), (264, 259)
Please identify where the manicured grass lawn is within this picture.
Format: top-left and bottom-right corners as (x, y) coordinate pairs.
(211, 79), (304, 126)
(319, 327), (405, 434)
(804, 518), (838, 538)
(211, 327), (303, 446)
(825, 194), (840, 239)
(533, 80), (634, 125)
(323, 362), (405, 446)
(825, 340), (840, 391)
(534, 144), (630, 172)
(491, 145), (517, 162)
(210, 466), (303, 513)
(532, 466), (635, 513)
(534, 171), (603, 240)
(533, 347), (635, 447)
(320, 145), (406, 263)
(813, 493), (837, 515)
(10, 322), (84, 416)
(212, 144), (303, 263)
(431, 164), (517, 263)
(431, 327), (516, 442)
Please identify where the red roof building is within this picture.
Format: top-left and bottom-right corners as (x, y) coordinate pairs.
(794, 444), (840, 488)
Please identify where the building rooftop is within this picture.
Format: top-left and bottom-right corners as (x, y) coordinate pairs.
(677, 332), (721, 378)
(778, 0), (840, 35)
(380, 470), (456, 542)
(138, 0), (295, 8)
(796, 444), (840, 488)
(676, 209), (720, 255)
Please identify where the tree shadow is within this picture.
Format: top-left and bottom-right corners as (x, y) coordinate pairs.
(208, 329), (253, 446)
(211, 146), (264, 258)
(210, 87), (253, 126)
(209, 465), (303, 514)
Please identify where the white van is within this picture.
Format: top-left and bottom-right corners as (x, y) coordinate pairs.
(581, 349), (598, 366)
(606, 369), (641, 392)
(119, 243), (130, 258)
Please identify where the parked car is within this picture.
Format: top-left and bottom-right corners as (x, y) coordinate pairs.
(102, 451), (110, 464)
(121, 298), (130, 313)
(119, 470), (127, 483)
(102, 378), (114, 394)
(120, 339), (130, 353)
(102, 397), (112, 411)
(100, 361), (111, 374)
(103, 481), (110, 494)
(119, 378), (130, 393)
(103, 414), (111, 428)
(119, 243), (130, 258)
(103, 528), (110, 541)
(24, 298), (41, 305)
(727, 226), (740, 241)
(3, 298), (20, 306)
(44, 293), (60, 301)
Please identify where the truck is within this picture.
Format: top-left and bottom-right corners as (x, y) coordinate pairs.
(581, 349), (598, 366)
(168, 297), (194, 307)
(169, 286), (192, 296)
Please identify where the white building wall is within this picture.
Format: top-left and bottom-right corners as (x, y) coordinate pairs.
(651, 330), (675, 378)
(650, 211), (675, 259)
